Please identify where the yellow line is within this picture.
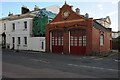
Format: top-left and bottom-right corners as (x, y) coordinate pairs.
(50, 19), (85, 25)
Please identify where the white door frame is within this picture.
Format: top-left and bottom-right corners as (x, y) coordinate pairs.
(50, 31), (52, 52)
(69, 31), (70, 54)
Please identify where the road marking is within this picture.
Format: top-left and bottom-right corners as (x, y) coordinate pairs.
(67, 64), (119, 72)
(115, 60), (120, 62)
(81, 56), (103, 60)
(30, 59), (49, 64)
(93, 58), (103, 60)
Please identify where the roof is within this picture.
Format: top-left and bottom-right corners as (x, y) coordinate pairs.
(93, 20), (111, 32)
(94, 16), (111, 24)
(40, 9), (56, 19)
(0, 8), (56, 21)
(29, 8), (56, 19)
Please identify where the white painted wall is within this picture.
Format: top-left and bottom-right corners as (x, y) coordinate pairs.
(1, 17), (46, 52)
(28, 37), (45, 52)
(0, 19), (9, 46)
(0, 21), (2, 46)
(5, 18), (33, 49)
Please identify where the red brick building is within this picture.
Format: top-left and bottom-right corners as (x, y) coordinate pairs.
(46, 3), (112, 55)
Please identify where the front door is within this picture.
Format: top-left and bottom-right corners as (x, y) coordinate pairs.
(52, 30), (63, 53)
(70, 29), (86, 55)
(12, 37), (15, 50)
(2, 32), (6, 48)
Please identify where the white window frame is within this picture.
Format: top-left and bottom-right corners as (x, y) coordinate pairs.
(24, 37), (27, 45)
(24, 21), (27, 30)
(18, 37), (20, 45)
(100, 35), (104, 46)
(4, 23), (6, 30)
(12, 23), (15, 31)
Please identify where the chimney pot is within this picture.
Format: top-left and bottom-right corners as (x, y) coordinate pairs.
(85, 13), (89, 18)
(75, 8), (80, 14)
(34, 5), (40, 11)
(8, 12), (13, 16)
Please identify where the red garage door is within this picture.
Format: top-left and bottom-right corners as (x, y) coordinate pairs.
(70, 29), (86, 55)
(52, 30), (63, 53)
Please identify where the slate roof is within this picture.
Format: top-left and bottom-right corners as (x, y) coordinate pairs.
(93, 20), (111, 32)
(30, 9), (56, 19)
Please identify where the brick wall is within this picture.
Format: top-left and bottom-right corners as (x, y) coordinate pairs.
(92, 27), (111, 54)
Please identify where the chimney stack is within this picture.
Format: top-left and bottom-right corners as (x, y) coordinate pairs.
(85, 13), (89, 19)
(21, 5), (30, 14)
(34, 5), (40, 11)
(8, 12), (13, 16)
(75, 8), (80, 14)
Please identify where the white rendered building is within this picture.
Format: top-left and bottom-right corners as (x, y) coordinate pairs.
(0, 5), (56, 52)
(1, 16), (45, 52)
(0, 6), (46, 52)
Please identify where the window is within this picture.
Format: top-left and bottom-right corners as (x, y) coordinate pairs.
(24, 37), (27, 44)
(49, 20), (52, 23)
(100, 35), (104, 46)
(18, 37), (20, 44)
(4, 23), (6, 30)
(61, 37), (63, 45)
(52, 37), (54, 45)
(55, 37), (57, 46)
(58, 37), (61, 46)
(12, 37), (15, 43)
(83, 36), (86, 46)
(42, 42), (44, 49)
(79, 36), (82, 46)
(24, 21), (27, 29)
(74, 36), (77, 46)
(12, 23), (15, 31)
(70, 36), (73, 46)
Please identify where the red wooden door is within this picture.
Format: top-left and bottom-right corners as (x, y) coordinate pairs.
(52, 30), (63, 53)
(70, 29), (86, 55)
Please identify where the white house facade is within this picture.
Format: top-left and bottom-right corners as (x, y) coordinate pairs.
(1, 17), (46, 52)
(0, 5), (56, 52)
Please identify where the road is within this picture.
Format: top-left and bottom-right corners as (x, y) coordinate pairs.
(2, 49), (119, 78)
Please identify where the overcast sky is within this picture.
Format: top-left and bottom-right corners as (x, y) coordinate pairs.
(1, 0), (119, 31)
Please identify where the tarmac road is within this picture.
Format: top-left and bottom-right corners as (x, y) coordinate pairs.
(2, 49), (119, 78)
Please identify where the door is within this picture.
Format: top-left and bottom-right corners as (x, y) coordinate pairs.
(52, 30), (63, 53)
(2, 32), (6, 48)
(70, 29), (86, 55)
(12, 37), (15, 50)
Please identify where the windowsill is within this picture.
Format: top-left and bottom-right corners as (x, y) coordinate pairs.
(23, 29), (27, 31)
(12, 30), (15, 32)
(17, 44), (20, 46)
(23, 44), (27, 47)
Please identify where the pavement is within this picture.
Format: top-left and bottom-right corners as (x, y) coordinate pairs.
(2, 49), (119, 78)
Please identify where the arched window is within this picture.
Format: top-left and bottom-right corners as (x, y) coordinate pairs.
(100, 35), (104, 46)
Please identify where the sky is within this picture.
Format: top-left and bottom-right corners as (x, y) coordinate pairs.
(0, 0), (119, 31)
(118, 1), (120, 31)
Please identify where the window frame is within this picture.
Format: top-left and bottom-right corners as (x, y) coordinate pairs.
(41, 42), (44, 49)
(24, 21), (27, 29)
(4, 23), (6, 30)
(12, 23), (15, 31)
(18, 37), (20, 45)
(24, 37), (27, 45)
(100, 35), (104, 46)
